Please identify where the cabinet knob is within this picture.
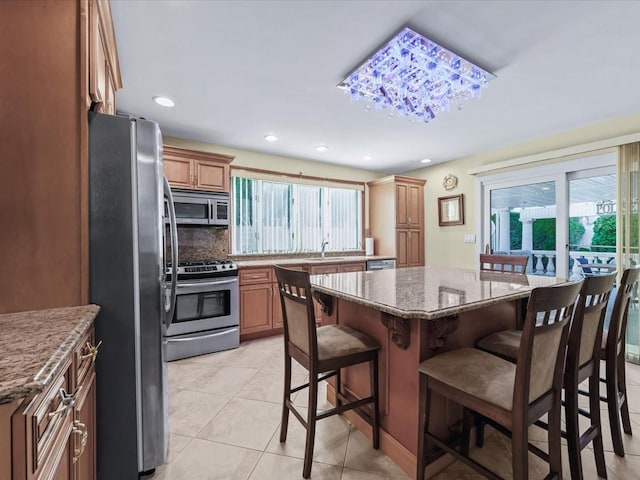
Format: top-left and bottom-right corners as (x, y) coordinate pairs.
(80, 340), (103, 363)
(48, 386), (82, 418)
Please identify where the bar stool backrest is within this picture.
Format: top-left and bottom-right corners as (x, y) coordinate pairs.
(515, 281), (583, 409)
(565, 272), (616, 378)
(274, 266), (318, 363)
(569, 273), (616, 370)
(480, 254), (529, 273)
(606, 267), (640, 356)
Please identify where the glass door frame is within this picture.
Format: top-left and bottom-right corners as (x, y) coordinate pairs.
(476, 152), (616, 278)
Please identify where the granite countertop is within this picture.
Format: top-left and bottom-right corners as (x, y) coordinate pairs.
(310, 266), (569, 320)
(235, 255), (396, 268)
(0, 305), (100, 404)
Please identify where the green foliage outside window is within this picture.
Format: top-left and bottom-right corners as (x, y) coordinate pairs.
(591, 215), (616, 252)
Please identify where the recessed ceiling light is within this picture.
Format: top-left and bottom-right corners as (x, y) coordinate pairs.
(264, 135), (278, 142)
(153, 96), (175, 107)
(363, 155), (372, 161)
(420, 158), (432, 164)
(314, 145), (329, 153)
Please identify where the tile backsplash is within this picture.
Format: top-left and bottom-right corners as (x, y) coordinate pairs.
(170, 227), (228, 261)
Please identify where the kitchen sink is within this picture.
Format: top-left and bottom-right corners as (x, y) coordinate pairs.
(308, 257), (345, 261)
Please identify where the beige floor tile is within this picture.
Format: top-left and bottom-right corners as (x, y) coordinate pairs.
(198, 397), (282, 450)
(266, 406), (351, 466)
(626, 384), (640, 414)
(626, 362), (640, 386)
(236, 368), (307, 404)
(188, 366), (260, 396)
(341, 467), (410, 479)
(248, 452), (342, 480)
(153, 438), (261, 480)
(604, 451), (640, 480)
(431, 461), (485, 480)
(243, 334), (285, 352)
(261, 352), (308, 376)
(167, 358), (223, 389)
(183, 347), (238, 366)
(166, 433), (193, 464)
(343, 429), (408, 478)
(220, 346), (280, 369)
(169, 389), (230, 436)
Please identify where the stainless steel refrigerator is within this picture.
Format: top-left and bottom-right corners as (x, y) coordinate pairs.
(89, 112), (178, 479)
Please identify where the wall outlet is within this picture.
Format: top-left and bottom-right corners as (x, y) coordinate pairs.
(463, 234), (476, 243)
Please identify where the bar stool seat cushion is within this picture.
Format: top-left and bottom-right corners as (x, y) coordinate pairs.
(317, 324), (379, 361)
(419, 348), (516, 425)
(476, 330), (521, 360)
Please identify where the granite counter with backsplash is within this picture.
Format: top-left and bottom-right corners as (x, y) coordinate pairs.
(0, 304), (100, 404)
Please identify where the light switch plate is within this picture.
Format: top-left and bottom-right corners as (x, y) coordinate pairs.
(463, 234), (476, 243)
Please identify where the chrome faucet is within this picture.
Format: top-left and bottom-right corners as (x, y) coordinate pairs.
(321, 239), (329, 258)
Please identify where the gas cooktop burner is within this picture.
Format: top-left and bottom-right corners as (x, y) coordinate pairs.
(166, 258), (238, 279)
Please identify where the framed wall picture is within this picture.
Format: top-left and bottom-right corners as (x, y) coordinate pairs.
(438, 194), (464, 226)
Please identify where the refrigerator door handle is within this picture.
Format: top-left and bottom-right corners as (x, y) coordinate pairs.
(163, 176), (178, 327)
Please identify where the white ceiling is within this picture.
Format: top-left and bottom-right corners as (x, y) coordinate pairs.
(111, 0), (640, 174)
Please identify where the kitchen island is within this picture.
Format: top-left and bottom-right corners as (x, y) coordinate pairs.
(310, 266), (566, 479)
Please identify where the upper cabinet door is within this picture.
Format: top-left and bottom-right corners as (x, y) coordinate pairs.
(163, 156), (193, 189)
(407, 184), (423, 228)
(395, 183), (409, 228)
(195, 160), (229, 192)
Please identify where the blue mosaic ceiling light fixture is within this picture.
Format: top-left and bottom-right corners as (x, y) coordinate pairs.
(338, 27), (495, 124)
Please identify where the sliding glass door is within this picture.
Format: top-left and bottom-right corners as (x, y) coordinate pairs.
(479, 153), (616, 280)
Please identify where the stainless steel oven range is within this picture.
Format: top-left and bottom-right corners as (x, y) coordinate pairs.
(164, 259), (239, 361)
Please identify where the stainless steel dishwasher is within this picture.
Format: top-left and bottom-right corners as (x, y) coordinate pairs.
(365, 258), (397, 270)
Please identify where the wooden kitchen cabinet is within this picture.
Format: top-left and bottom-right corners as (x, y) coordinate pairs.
(340, 262), (365, 273)
(163, 146), (235, 193)
(1, 0), (122, 313)
(368, 176), (426, 268)
(89, 0), (122, 115)
(239, 283), (273, 335)
(5, 325), (98, 480)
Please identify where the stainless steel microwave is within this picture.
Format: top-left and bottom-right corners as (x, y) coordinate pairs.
(169, 189), (229, 227)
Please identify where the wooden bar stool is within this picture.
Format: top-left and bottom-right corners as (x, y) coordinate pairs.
(596, 267), (640, 457)
(417, 281), (582, 480)
(480, 253), (529, 273)
(274, 266), (380, 479)
(477, 273), (616, 479)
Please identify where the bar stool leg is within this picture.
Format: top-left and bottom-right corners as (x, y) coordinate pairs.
(303, 372), (318, 479)
(335, 367), (341, 408)
(280, 354), (292, 443)
(370, 355), (380, 449)
(590, 373), (608, 478)
(416, 374), (429, 480)
(511, 419), (528, 480)
(461, 408), (472, 457)
(564, 380), (583, 480)
(607, 356), (625, 457)
(618, 352), (633, 435)
(547, 395), (563, 479)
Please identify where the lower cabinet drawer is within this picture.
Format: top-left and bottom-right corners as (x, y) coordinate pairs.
(12, 358), (75, 478)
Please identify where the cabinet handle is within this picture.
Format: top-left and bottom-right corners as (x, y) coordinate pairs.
(48, 386), (82, 418)
(72, 420), (88, 463)
(80, 340), (103, 363)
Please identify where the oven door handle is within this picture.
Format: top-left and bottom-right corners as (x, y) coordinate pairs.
(177, 279), (238, 289)
(166, 328), (238, 342)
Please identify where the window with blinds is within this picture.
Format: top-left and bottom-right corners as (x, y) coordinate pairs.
(232, 176), (362, 254)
